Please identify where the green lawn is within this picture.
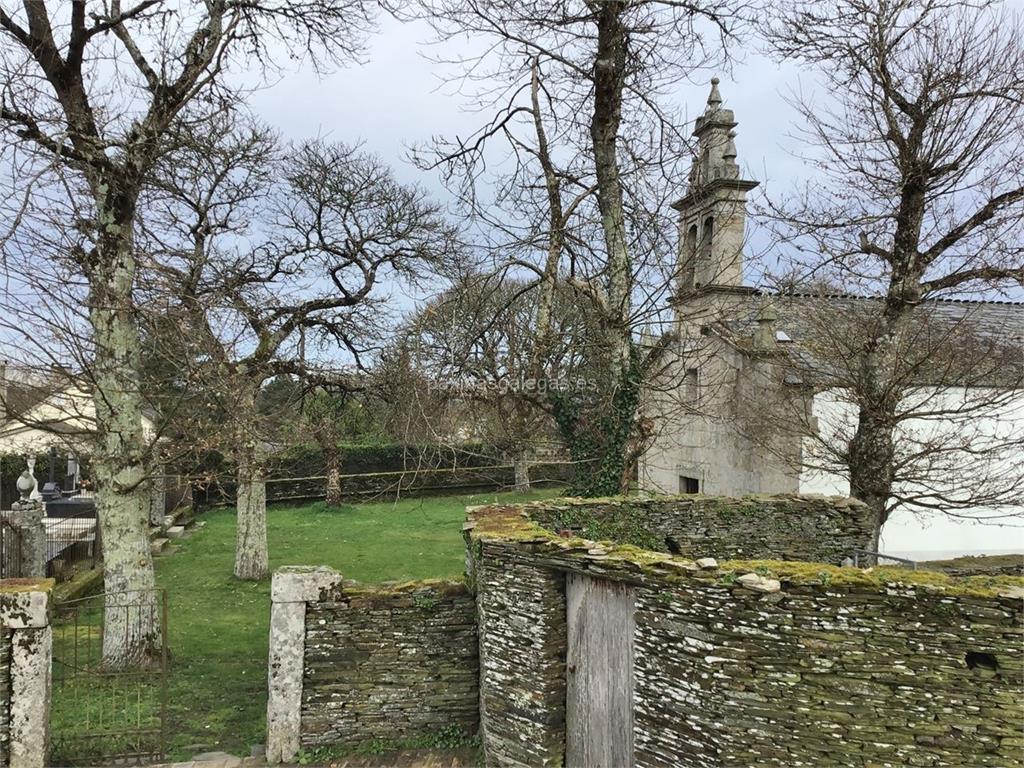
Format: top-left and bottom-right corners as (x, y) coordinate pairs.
(151, 489), (557, 760)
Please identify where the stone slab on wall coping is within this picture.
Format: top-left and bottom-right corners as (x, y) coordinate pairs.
(340, 578), (471, 603)
(465, 501), (1024, 601)
(271, 566), (344, 604)
(0, 579), (54, 629)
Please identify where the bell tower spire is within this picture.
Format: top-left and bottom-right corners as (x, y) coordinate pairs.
(674, 78), (758, 294)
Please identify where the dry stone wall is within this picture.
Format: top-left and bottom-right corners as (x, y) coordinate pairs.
(473, 542), (566, 767)
(0, 629), (10, 766)
(632, 579), (1023, 768)
(530, 494), (874, 564)
(301, 580), (479, 750)
(466, 502), (1024, 768)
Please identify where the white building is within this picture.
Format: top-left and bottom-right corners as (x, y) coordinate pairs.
(0, 363), (157, 456)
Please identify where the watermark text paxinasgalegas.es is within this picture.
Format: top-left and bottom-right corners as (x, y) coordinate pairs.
(427, 377), (595, 395)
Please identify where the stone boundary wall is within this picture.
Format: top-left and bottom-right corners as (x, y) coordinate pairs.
(530, 494), (874, 564)
(0, 629), (9, 766)
(266, 567), (479, 763)
(0, 578), (53, 768)
(466, 502), (1024, 768)
(473, 552), (566, 766)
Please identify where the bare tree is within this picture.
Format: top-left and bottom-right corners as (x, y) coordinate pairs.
(0, 0), (376, 665)
(404, 272), (591, 490)
(141, 127), (455, 580)
(758, 0), (1024, 541)
(291, 385), (378, 507)
(407, 1), (749, 494)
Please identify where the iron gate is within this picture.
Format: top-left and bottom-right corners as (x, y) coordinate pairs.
(0, 516), (22, 578)
(50, 589), (168, 766)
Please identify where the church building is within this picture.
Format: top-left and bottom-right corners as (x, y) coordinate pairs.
(640, 80), (1024, 560)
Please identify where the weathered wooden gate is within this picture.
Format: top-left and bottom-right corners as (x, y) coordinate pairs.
(565, 573), (635, 767)
(49, 589), (168, 766)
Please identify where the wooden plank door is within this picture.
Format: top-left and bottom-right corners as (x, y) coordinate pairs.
(566, 573), (635, 767)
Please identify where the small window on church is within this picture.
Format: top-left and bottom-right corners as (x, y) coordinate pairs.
(683, 225), (698, 287)
(686, 224), (697, 261)
(696, 216), (713, 287)
(701, 216), (714, 249)
(679, 475), (700, 494)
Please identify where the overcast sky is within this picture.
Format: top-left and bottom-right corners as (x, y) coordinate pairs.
(244, 13), (808, 226)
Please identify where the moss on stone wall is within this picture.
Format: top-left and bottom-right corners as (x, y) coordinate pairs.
(467, 499), (1024, 768)
(467, 500), (1024, 598)
(529, 493), (875, 565)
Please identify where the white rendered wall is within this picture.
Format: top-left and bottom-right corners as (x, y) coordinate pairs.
(799, 389), (1024, 560)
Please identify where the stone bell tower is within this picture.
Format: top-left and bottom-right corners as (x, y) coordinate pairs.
(673, 78), (759, 294)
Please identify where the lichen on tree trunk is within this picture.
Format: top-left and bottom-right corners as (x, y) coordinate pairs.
(325, 465), (343, 507)
(94, 460), (161, 668)
(848, 402), (896, 553)
(88, 219), (161, 668)
(513, 452), (532, 493)
(234, 444), (269, 581)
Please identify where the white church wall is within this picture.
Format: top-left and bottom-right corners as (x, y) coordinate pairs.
(800, 388), (1024, 560)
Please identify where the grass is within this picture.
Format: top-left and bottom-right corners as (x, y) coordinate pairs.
(149, 489), (558, 760)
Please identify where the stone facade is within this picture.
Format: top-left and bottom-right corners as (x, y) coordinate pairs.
(302, 581), (479, 749)
(266, 567), (479, 762)
(530, 494), (874, 565)
(466, 502), (1024, 768)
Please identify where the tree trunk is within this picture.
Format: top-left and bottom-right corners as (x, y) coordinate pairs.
(591, 5), (632, 379)
(512, 451), (531, 493)
(577, 5), (639, 498)
(844, 171), (927, 550)
(324, 447), (343, 507)
(529, 57), (565, 378)
(87, 197), (160, 669)
(847, 403), (896, 554)
(234, 443), (268, 580)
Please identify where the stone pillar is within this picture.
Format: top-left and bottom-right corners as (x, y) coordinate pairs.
(266, 566), (343, 764)
(0, 579), (54, 768)
(10, 499), (45, 579)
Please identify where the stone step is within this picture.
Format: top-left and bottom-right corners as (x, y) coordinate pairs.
(166, 525), (186, 539)
(151, 537), (170, 553)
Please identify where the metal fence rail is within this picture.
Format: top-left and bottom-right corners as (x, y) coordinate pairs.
(850, 548), (919, 570)
(0, 515), (22, 578)
(45, 509), (100, 576)
(50, 589), (168, 766)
